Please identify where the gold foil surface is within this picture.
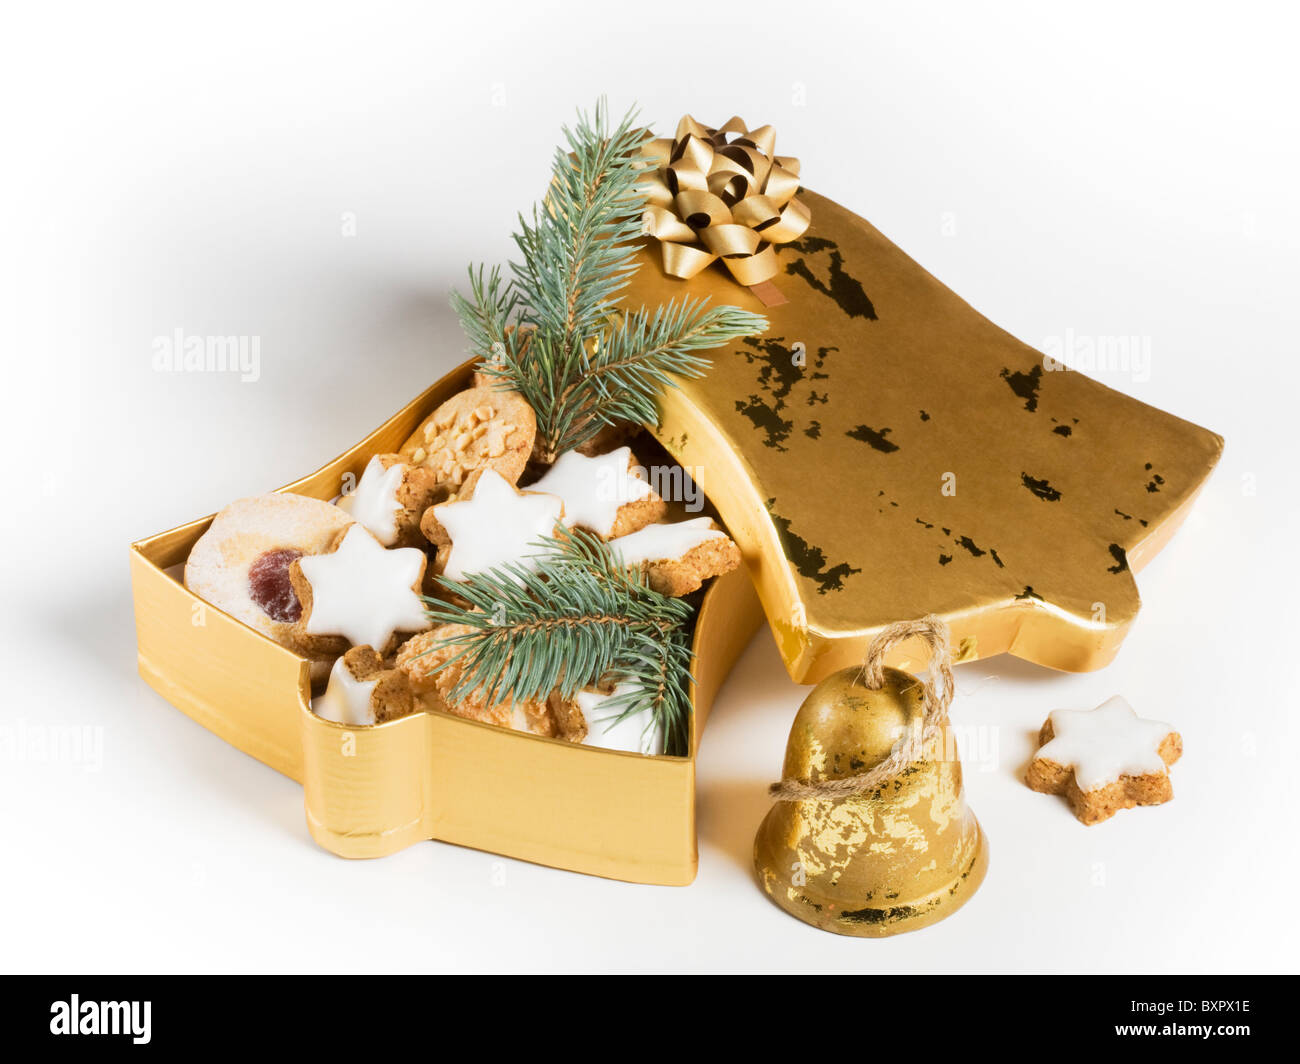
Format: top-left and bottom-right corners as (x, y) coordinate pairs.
(628, 188), (1223, 682)
(754, 665), (988, 936)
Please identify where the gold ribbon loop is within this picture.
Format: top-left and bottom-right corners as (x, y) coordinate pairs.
(700, 222), (760, 259)
(637, 115), (810, 287)
(676, 189), (731, 231)
(731, 195), (779, 231)
(763, 197), (812, 244)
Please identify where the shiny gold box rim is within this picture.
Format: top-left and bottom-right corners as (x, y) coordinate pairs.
(129, 360), (763, 884)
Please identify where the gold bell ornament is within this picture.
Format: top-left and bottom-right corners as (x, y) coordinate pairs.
(754, 617), (988, 936)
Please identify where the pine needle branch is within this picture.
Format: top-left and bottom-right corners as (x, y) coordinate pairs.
(458, 98), (769, 459)
(449, 265), (519, 366)
(550, 298), (769, 454)
(511, 99), (647, 358)
(436, 100), (769, 753)
(420, 530), (696, 755)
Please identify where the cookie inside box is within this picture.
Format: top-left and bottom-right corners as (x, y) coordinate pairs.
(130, 359), (764, 884)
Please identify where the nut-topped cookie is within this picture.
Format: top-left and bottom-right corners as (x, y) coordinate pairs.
(396, 624), (556, 735)
(398, 385), (536, 498)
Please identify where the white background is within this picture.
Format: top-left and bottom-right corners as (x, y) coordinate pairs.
(3, 1), (1297, 973)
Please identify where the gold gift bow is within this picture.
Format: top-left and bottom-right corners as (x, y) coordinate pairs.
(638, 115), (810, 288)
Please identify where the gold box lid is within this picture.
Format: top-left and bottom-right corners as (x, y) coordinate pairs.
(625, 189), (1223, 683)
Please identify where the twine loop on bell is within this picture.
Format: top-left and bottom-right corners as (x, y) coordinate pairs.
(768, 616), (956, 802)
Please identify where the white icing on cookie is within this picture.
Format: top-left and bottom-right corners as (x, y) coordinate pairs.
(337, 456), (406, 546)
(297, 525), (430, 648)
(607, 517), (724, 567)
(1037, 695), (1175, 792)
(576, 684), (665, 756)
(528, 447), (654, 537)
(311, 656), (379, 726)
(433, 468), (563, 581)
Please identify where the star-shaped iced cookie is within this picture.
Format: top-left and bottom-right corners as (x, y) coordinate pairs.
(527, 447), (665, 539)
(1025, 695), (1182, 825)
(607, 517), (742, 596)
(423, 468), (563, 581)
(311, 645), (415, 726)
(571, 684), (664, 755)
(336, 454), (443, 547)
(289, 524), (431, 654)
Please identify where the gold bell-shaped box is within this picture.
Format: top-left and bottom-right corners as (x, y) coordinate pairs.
(754, 619), (988, 936)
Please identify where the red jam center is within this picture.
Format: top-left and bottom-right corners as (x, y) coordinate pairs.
(248, 548), (304, 623)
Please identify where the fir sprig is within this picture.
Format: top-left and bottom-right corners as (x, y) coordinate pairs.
(547, 298), (767, 451)
(421, 530), (696, 755)
(433, 99), (766, 752)
(453, 99), (768, 460)
(511, 102), (647, 354)
(449, 265), (517, 365)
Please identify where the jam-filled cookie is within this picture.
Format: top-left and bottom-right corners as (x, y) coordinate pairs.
(183, 493), (354, 682)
